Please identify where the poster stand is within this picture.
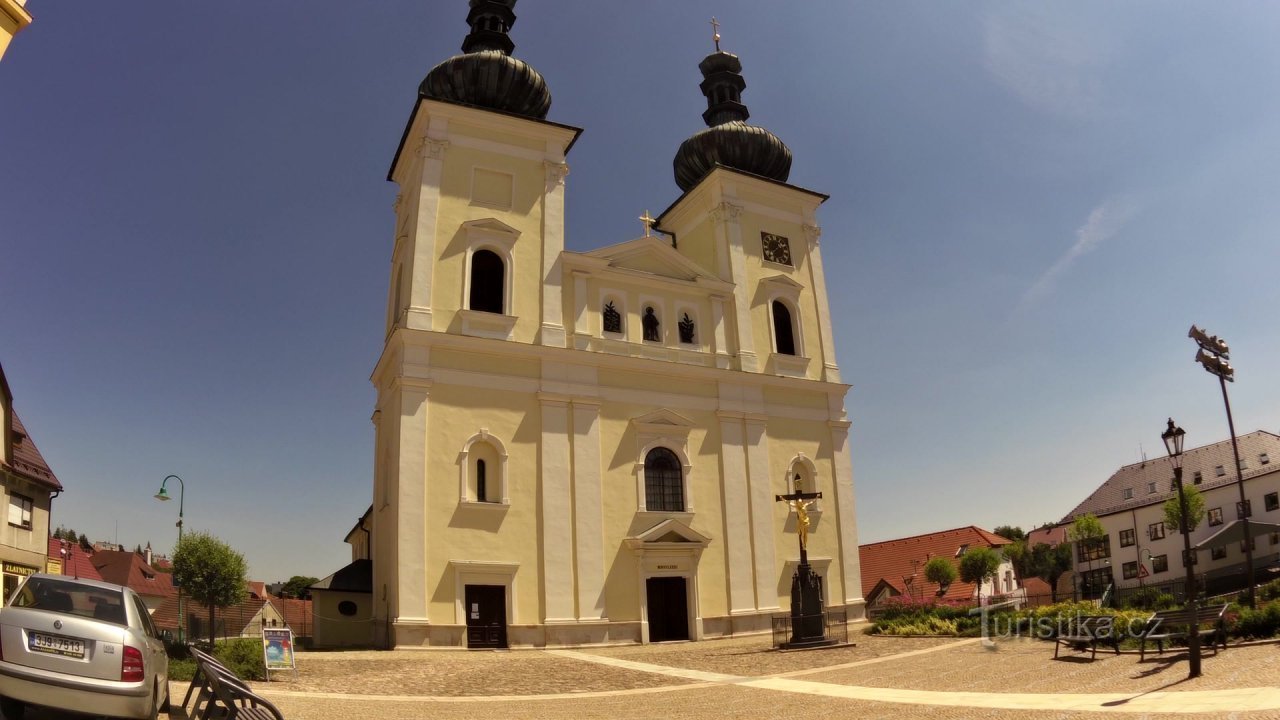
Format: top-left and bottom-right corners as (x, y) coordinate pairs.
(261, 627), (297, 681)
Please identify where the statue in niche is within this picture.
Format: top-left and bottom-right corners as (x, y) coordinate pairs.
(602, 301), (622, 334)
(642, 307), (661, 342)
(678, 313), (695, 344)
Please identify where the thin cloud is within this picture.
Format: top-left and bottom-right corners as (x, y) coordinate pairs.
(1020, 198), (1139, 309)
(983, 7), (1109, 118)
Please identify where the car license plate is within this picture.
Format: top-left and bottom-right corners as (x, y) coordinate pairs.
(28, 632), (84, 659)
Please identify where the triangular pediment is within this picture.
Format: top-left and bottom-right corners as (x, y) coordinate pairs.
(585, 236), (717, 284)
(626, 518), (712, 549)
(461, 217), (520, 238)
(631, 409), (695, 428)
(761, 274), (804, 290)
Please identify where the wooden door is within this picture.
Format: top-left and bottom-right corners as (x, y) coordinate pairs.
(464, 585), (507, 649)
(645, 577), (689, 642)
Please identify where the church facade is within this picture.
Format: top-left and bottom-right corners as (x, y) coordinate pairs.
(366, 1), (864, 648)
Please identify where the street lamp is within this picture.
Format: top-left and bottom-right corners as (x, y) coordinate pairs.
(154, 474), (185, 643)
(1162, 418), (1201, 678)
(1189, 324), (1255, 607)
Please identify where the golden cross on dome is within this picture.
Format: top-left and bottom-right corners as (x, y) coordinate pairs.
(639, 210), (656, 237)
(710, 17), (721, 52)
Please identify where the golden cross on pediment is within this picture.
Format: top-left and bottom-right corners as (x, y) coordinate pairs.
(639, 210), (656, 237)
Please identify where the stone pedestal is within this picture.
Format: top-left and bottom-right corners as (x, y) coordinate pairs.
(787, 562), (836, 648)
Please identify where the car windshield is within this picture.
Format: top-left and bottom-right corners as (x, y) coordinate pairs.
(9, 577), (128, 626)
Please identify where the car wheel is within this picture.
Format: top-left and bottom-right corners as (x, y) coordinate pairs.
(0, 697), (23, 720)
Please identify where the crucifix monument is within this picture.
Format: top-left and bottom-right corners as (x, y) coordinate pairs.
(775, 475), (837, 648)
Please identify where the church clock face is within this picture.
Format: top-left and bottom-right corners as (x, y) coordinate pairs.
(761, 232), (792, 266)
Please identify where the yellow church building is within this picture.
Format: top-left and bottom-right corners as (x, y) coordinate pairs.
(355, 0), (865, 649)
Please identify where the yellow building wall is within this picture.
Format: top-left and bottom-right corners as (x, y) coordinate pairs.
(312, 591), (374, 648)
(0, 0), (32, 63)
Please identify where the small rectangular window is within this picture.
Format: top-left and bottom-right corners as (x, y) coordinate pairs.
(1122, 561), (1138, 580)
(1260, 453), (1271, 465)
(1148, 522), (1166, 541)
(1216, 465), (1226, 477)
(1239, 458), (1248, 471)
(1119, 529), (1136, 547)
(1148, 482), (1157, 494)
(1123, 488), (1133, 499)
(1193, 471), (1203, 485)
(955, 544), (968, 557)
(1271, 532), (1280, 546)
(7, 494), (32, 529)
(1152, 554), (1169, 574)
(1266, 492), (1279, 512)
(1208, 507), (1223, 527)
(1211, 546), (1227, 560)
(1241, 538), (1257, 553)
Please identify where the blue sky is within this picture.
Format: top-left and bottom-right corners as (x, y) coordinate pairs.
(3, 2), (1280, 583)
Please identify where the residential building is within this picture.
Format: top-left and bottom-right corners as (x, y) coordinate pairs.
(860, 527), (1018, 609)
(90, 548), (175, 612)
(1059, 430), (1280, 599)
(343, 3), (863, 649)
(0, 0), (30, 61)
(45, 536), (102, 581)
(0, 364), (62, 600)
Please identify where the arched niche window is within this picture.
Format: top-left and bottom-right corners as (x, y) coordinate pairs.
(771, 300), (797, 356)
(787, 454), (820, 510)
(459, 430), (509, 505)
(644, 447), (685, 512)
(602, 299), (623, 335)
(469, 249), (505, 314)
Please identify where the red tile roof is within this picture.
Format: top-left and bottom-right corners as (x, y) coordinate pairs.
(859, 526), (1012, 605)
(267, 596), (313, 636)
(1026, 524), (1068, 547)
(45, 538), (103, 582)
(90, 550), (175, 599)
(5, 411), (61, 491)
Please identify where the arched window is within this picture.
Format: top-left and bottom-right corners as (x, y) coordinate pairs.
(772, 300), (796, 355)
(644, 447), (684, 512)
(476, 459), (488, 503)
(469, 249), (505, 314)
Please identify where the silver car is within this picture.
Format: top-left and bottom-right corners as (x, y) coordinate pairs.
(0, 574), (169, 719)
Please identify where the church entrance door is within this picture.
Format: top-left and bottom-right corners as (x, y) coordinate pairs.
(464, 584), (507, 649)
(645, 577), (689, 642)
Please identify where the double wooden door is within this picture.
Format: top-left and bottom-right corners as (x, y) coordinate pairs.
(465, 584), (507, 649)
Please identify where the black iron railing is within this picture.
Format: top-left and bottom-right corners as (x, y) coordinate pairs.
(772, 607), (848, 649)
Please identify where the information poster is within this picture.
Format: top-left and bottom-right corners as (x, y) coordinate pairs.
(262, 628), (296, 673)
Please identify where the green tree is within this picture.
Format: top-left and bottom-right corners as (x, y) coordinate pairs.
(958, 547), (1002, 603)
(173, 532), (248, 647)
(1163, 483), (1206, 534)
(78, 533), (91, 551)
(993, 525), (1026, 542)
(1069, 513), (1106, 598)
(1029, 542), (1074, 602)
(280, 575), (319, 600)
(923, 556), (957, 595)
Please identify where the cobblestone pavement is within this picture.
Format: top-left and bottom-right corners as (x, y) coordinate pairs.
(136, 635), (1280, 720)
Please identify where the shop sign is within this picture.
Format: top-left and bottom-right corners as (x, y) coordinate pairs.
(3, 563), (36, 577)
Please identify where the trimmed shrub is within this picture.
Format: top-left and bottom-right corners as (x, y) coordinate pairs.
(1231, 601), (1280, 639)
(214, 638), (266, 681)
(1257, 580), (1280, 602)
(168, 658), (197, 682)
(1123, 587), (1177, 611)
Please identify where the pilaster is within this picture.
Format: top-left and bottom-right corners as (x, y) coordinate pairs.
(406, 132), (449, 331)
(572, 400), (605, 619)
(540, 161), (570, 347)
(393, 377), (432, 623)
(712, 201), (757, 372)
(828, 419), (863, 607)
(803, 223), (841, 383)
(539, 392), (575, 622)
(744, 414), (778, 609)
(716, 412), (756, 615)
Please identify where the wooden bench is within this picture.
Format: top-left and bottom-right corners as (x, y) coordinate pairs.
(1054, 615), (1121, 660)
(180, 646), (286, 720)
(1137, 604), (1229, 661)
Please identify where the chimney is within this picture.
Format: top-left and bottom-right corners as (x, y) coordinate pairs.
(144, 542), (152, 567)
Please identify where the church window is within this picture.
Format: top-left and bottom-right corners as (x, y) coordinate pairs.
(469, 250), (505, 314)
(772, 300), (796, 355)
(678, 313), (695, 344)
(644, 447), (684, 512)
(642, 306), (661, 342)
(603, 301), (622, 334)
(476, 460), (488, 503)
(460, 431), (508, 505)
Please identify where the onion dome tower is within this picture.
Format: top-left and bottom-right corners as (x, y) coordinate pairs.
(672, 35), (792, 192)
(420, 0), (551, 120)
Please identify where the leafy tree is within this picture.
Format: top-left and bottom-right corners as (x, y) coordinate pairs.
(923, 556), (957, 594)
(1029, 542), (1074, 602)
(993, 525), (1026, 542)
(280, 575), (319, 600)
(78, 533), (91, 551)
(173, 532), (248, 647)
(958, 547), (1002, 603)
(1163, 483), (1206, 534)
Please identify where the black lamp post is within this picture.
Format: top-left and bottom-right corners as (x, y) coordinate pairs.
(1162, 418), (1201, 678)
(1189, 325), (1255, 607)
(154, 474), (185, 643)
